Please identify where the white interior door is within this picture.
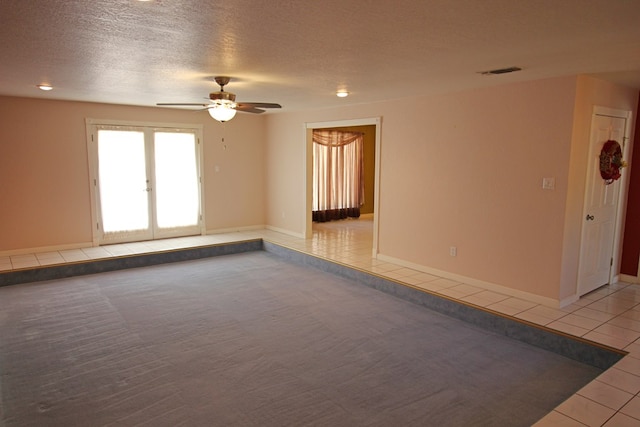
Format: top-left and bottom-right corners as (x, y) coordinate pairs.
(92, 125), (202, 245)
(577, 112), (628, 296)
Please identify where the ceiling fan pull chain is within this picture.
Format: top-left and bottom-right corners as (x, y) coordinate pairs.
(222, 126), (227, 150)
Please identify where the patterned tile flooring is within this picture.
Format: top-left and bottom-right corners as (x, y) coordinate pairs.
(2, 218), (640, 426)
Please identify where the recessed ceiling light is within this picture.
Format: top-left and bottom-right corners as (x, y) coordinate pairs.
(336, 90), (349, 98)
(37, 84), (53, 91)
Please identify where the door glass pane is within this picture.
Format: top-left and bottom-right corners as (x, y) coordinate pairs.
(97, 130), (149, 233)
(154, 132), (199, 228)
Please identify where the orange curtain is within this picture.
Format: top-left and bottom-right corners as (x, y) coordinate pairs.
(312, 130), (364, 222)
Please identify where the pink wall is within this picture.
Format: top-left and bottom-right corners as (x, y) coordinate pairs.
(264, 76), (638, 304)
(378, 78), (576, 301)
(0, 96), (267, 253)
(2, 74), (637, 304)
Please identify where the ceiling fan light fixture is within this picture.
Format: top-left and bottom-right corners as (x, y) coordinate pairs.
(208, 103), (237, 122)
(336, 90), (349, 98)
(158, 76), (281, 121)
(209, 91), (236, 102)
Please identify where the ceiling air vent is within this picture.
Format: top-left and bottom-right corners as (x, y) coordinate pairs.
(479, 66), (522, 75)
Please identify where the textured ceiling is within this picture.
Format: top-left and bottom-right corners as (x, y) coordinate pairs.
(1, 0), (639, 113)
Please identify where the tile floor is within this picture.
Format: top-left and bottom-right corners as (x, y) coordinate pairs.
(2, 218), (640, 426)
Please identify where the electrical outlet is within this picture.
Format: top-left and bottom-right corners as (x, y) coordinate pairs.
(542, 177), (555, 190)
(450, 246), (457, 257)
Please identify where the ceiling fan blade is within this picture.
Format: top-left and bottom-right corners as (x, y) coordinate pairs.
(237, 102), (282, 109)
(156, 103), (209, 107)
(235, 105), (266, 114)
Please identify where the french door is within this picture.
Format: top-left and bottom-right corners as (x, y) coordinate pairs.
(88, 122), (203, 245)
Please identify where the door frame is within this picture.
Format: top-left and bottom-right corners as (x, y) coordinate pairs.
(577, 106), (633, 295)
(303, 117), (382, 257)
(85, 118), (205, 246)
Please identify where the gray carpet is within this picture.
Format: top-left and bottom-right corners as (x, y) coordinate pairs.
(0, 251), (603, 426)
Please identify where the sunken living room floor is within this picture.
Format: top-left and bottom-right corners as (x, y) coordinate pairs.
(1, 219), (640, 425)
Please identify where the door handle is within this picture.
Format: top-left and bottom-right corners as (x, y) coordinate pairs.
(586, 214), (594, 221)
(143, 188), (152, 192)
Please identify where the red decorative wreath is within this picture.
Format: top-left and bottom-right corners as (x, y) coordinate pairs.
(599, 140), (626, 184)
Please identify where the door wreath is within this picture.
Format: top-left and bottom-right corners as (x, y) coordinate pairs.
(599, 140), (627, 185)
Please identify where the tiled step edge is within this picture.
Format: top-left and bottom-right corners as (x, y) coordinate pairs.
(263, 240), (626, 371)
(0, 239), (263, 287)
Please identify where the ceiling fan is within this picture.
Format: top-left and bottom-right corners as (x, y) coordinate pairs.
(157, 76), (282, 122)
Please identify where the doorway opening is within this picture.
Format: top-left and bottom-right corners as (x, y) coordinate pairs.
(304, 118), (381, 258)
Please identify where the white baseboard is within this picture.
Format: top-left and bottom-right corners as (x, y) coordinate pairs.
(0, 241), (95, 257)
(264, 225), (306, 239)
(559, 294), (580, 307)
(205, 225), (266, 235)
(620, 274), (640, 284)
(376, 253), (562, 308)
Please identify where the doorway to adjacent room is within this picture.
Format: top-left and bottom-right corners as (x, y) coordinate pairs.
(305, 117), (381, 257)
